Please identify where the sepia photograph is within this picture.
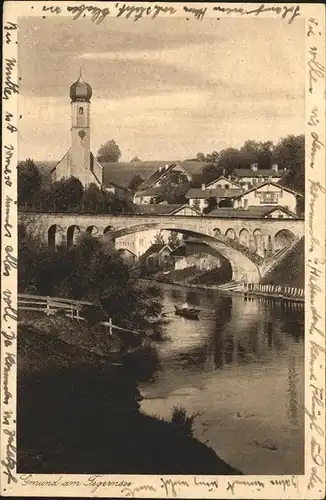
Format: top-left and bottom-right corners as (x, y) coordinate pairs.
(1, 2), (325, 498)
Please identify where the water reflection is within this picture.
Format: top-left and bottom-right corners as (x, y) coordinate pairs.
(141, 284), (304, 474)
(161, 288), (304, 371)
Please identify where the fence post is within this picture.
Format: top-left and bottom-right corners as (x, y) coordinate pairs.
(46, 297), (51, 316)
(71, 303), (74, 319)
(76, 302), (80, 321)
(109, 318), (113, 337)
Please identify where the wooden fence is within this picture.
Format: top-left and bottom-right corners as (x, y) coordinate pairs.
(243, 283), (304, 300)
(18, 294), (141, 336)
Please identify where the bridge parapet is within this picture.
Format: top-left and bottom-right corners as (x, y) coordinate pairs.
(18, 211), (304, 284)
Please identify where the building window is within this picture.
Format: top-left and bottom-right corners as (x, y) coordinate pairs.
(225, 184), (229, 189)
(260, 192), (278, 204)
(79, 107), (84, 115)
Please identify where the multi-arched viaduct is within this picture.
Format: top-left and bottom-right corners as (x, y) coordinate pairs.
(19, 211), (304, 283)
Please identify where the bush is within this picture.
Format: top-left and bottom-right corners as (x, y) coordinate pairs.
(171, 405), (201, 438)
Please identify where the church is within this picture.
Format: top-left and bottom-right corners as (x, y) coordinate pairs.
(51, 70), (103, 187)
(48, 71), (207, 193)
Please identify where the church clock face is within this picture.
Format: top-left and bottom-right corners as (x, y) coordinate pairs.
(78, 129), (86, 139)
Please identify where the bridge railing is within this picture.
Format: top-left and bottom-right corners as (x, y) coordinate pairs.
(18, 294), (141, 336)
(243, 283), (304, 299)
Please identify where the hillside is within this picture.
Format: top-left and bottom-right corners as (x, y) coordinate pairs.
(17, 323), (240, 475)
(261, 238), (304, 287)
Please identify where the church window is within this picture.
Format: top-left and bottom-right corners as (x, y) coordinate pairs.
(79, 107), (84, 115)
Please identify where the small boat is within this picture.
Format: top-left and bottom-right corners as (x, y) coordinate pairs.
(174, 305), (200, 320)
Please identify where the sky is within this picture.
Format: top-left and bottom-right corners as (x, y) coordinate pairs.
(18, 15), (305, 162)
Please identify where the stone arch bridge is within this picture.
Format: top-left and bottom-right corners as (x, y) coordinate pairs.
(19, 212), (304, 283)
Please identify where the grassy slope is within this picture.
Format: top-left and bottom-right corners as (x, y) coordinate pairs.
(18, 324), (240, 475)
(261, 238), (304, 287)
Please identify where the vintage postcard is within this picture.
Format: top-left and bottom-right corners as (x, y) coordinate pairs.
(1, 1), (325, 498)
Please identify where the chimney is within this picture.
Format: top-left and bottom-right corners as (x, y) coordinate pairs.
(251, 162), (258, 172)
(272, 163), (278, 172)
(222, 168), (226, 176)
(201, 183), (206, 191)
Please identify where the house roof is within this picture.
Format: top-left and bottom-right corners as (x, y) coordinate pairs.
(138, 161), (211, 190)
(205, 175), (242, 189)
(186, 188), (242, 199)
(233, 180), (303, 199)
(134, 203), (201, 216)
(233, 168), (285, 178)
(140, 243), (172, 260)
(101, 161), (173, 189)
(133, 186), (165, 197)
(171, 242), (218, 258)
(208, 205), (299, 219)
(134, 203), (183, 215)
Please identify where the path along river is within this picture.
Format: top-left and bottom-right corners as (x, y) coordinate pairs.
(139, 283), (304, 475)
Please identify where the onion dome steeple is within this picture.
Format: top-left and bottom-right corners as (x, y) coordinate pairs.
(70, 68), (92, 102)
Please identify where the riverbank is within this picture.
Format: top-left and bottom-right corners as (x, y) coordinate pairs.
(17, 314), (240, 474)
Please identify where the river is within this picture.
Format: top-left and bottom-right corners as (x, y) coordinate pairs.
(139, 283), (304, 475)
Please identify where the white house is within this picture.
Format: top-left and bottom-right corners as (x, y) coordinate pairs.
(133, 187), (162, 204)
(205, 175), (242, 190)
(232, 181), (302, 214)
(186, 187), (242, 212)
(232, 163), (287, 191)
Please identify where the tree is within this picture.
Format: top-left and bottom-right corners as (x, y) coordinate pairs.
(274, 135), (305, 194)
(63, 177), (84, 210)
(156, 171), (190, 204)
(128, 174), (144, 192)
(168, 231), (182, 250)
(18, 159), (41, 205)
(82, 183), (105, 213)
(43, 177), (84, 212)
(195, 152), (206, 162)
(130, 156), (141, 162)
(96, 139), (121, 163)
(240, 140), (274, 169)
(18, 230), (163, 329)
(205, 151), (219, 163)
(153, 231), (165, 245)
(217, 148), (251, 173)
(203, 196), (217, 214)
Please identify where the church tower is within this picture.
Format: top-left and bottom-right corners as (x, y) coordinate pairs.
(51, 70), (103, 187)
(69, 69), (93, 185)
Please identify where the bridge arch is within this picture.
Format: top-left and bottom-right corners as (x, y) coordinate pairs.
(253, 228), (264, 256)
(48, 224), (65, 250)
(225, 228), (236, 240)
(106, 223), (261, 282)
(103, 225), (115, 235)
(274, 229), (296, 252)
(86, 225), (99, 236)
(67, 225), (81, 249)
(239, 228), (250, 248)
